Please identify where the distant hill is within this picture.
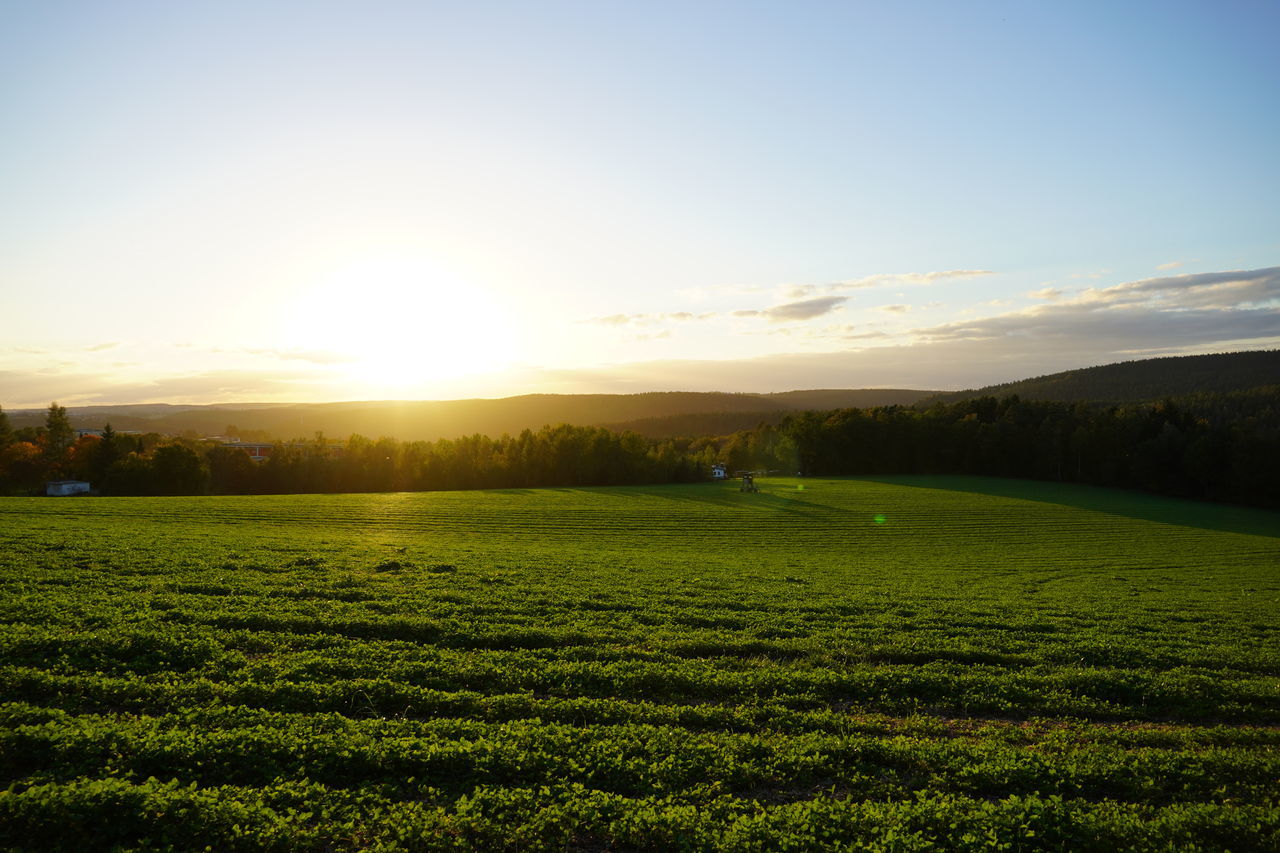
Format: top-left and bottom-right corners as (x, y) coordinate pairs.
(600, 410), (788, 439)
(6, 388), (936, 442)
(923, 350), (1280, 406)
(599, 390), (935, 438)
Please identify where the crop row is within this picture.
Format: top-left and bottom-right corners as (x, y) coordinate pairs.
(3, 777), (1278, 852)
(3, 658), (1277, 729)
(2, 702), (1277, 807)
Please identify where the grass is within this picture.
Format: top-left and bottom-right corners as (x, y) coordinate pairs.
(0, 476), (1277, 850)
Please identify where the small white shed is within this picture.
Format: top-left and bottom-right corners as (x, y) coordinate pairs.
(46, 480), (91, 496)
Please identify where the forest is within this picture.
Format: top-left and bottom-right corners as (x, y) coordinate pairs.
(0, 406), (718, 496)
(1, 385), (1277, 508)
(770, 388), (1280, 508)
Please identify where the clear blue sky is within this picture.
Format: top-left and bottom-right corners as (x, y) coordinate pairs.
(2, 1), (1277, 405)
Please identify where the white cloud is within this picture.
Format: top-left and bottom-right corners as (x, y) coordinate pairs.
(676, 282), (768, 302)
(826, 269), (995, 292)
(585, 311), (718, 327)
(1028, 287), (1064, 300)
(244, 348), (356, 365)
(634, 330), (672, 342)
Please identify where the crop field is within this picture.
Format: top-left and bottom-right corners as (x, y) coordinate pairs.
(0, 476), (1277, 851)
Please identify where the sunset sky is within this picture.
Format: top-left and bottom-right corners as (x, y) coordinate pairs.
(3, 1), (1278, 408)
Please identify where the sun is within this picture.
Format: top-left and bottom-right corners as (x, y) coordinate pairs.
(282, 255), (518, 394)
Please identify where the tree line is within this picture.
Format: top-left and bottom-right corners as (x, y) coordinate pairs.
(754, 388), (1278, 508)
(2, 388), (1277, 507)
(0, 405), (721, 496)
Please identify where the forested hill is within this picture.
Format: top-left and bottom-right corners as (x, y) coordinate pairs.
(925, 350), (1280, 406)
(7, 389), (934, 442)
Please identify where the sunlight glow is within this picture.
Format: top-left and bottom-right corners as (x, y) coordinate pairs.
(281, 255), (519, 394)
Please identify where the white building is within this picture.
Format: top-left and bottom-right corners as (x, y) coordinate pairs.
(711, 463), (728, 480)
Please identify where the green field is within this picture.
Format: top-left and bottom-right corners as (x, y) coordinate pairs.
(1, 477), (1278, 851)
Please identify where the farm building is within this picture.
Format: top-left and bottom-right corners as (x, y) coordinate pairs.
(46, 480), (91, 496)
(711, 463), (728, 480)
(224, 442), (275, 462)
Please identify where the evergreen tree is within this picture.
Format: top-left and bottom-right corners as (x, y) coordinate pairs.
(0, 405), (12, 448)
(43, 402), (74, 476)
(91, 423), (120, 485)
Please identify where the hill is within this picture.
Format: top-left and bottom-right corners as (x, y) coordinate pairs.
(5, 388), (935, 441)
(924, 349), (1280, 406)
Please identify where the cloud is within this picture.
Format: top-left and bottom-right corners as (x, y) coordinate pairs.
(0, 369), (114, 407)
(759, 296), (848, 322)
(587, 314), (639, 326)
(910, 266), (1280, 349)
(1156, 260), (1185, 271)
(244, 347), (355, 365)
(1067, 266), (1280, 310)
(11, 266), (1273, 405)
(584, 311), (717, 327)
(517, 265), (1280, 394)
(599, 270), (992, 331)
(634, 330), (672, 342)
(78, 370), (328, 404)
(0, 366), (331, 408)
(83, 342), (120, 352)
(827, 269), (994, 292)
(1028, 287), (1064, 300)
(676, 283), (768, 302)
(879, 304), (911, 314)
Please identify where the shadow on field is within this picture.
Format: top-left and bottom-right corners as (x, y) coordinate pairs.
(865, 475), (1280, 539)
(620, 483), (840, 518)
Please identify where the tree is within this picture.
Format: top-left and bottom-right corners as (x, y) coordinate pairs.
(44, 402), (74, 476)
(151, 444), (210, 495)
(92, 424), (120, 482)
(104, 452), (154, 495)
(66, 435), (101, 482)
(0, 405), (13, 448)
(1, 442), (45, 492)
(207, 445), (260, 494)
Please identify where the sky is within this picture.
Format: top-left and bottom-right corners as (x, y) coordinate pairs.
(2, 0), (1278, 407)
